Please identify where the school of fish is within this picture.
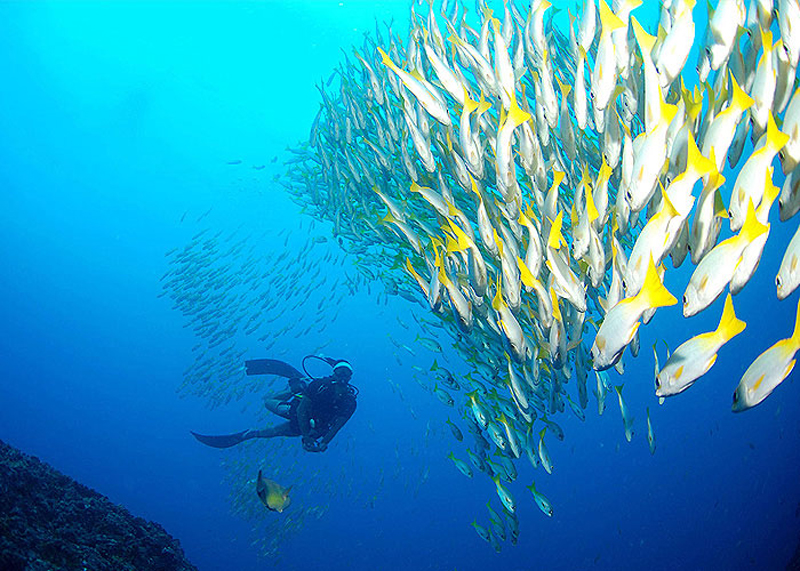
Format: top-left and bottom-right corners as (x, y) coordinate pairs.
(265, 0), (800, 549)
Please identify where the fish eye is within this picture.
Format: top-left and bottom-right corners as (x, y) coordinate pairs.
(780, 150), (785, 160)
(654, 377), (661, 389)
(589, 91), (595, 100)
(727, 209), (733, 218)
(682, 294), (688, 306)
(704, 47), (711, 57)
(777, 276), (782, 287)
(625, 189), (632, 201)
(732, 391), (739, 404)
(665, 175), (672, 186)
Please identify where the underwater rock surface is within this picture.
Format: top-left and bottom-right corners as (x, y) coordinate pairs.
(0, 439), (197, 571)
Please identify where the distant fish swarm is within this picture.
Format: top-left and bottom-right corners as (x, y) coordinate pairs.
(160, 224), (362, 409)
(268, 0), (800, 547)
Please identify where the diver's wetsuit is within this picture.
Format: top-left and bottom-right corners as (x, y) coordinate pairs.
(275, 376), (357, 448)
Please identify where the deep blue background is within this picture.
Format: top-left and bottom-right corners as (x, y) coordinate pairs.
(1, 2), (799, 570)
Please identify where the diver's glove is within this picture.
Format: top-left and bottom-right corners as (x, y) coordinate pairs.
(302, 437), (320, 452)
(317, 441), (328, 452)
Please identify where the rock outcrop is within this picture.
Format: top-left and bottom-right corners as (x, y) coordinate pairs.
(0, 439), (198, 571)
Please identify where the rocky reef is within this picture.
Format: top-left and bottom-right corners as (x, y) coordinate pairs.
(0, 439), (198, 571)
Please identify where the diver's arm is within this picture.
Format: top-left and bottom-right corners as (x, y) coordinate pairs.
(318, 416), (347, 449)
(319, 406), (355, 448)
(295, 397), (314, 442)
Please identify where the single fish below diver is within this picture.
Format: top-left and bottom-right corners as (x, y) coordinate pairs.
(256, 469), (291, 513)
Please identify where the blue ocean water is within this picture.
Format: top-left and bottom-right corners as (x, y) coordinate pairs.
(1, 1), (799, 570)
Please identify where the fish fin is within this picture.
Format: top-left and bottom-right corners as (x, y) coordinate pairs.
(555, 74), (571, 98)
(518, 257), (536, 288)
(504, 92), (531, 129)
(548, 211), (565, 250)
(492, 274), (505, 310)
(585, 180), (599, 223)
(376, 46), (397, 70)
(762, 167), (780, 210)
(637, 255), (678, 309)
(686, 129), (716, 178)
(738, 199), (769, 243)
(631, 16), (656, 57)
(728, 70), (753, 112)
(715, 293), (746, 341)
(790, 298), (800, 349)
(598, 0), (625, 32)
(550, 287), (562, 323)
(659, 97), (678, 130)
(713, 187), (729, 219)
(766, 112), (790, 152)
(760, 26), (773, 55)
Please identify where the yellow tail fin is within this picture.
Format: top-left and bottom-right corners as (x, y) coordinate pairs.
(548, 211), (565, 250)
(686, 129), (716, 178)
(715, 293), (746, 341)
(555, 75), (571, 99)
(791, 298), (800, 349)
(729, 70), (753, 113)
(598, 0), (625, 33)
(518, 257), (536, 288)
(376, 46), (397, 71)
(463, 87), (479, 114)
(504, 92), (532, 129)
(550, 287), (562, 323)
(630, 16), (655, 59)
(766, 112), (790, 153)
(760, 167), (780, 216)
(493, 274), (505, 311)
(738, 199), (769, 243)
(637, 256), (678, 310)
(585, 180), (599, 223)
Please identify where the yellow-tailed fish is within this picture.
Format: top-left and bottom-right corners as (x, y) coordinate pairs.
(526, 480), (553, 517)
(730, 171), (779, 294)
(728, 114), (789, 231)
(750, 27), (778, 134)
(656, 294), (746, 397)
(377, 46), (451, 126)
(492, 474), (516, 513)
(733, 299), (800, 411)
(592, 255), (677, 370)
(654, 0), (695, 87)
(683, 201), (768, 317)
(590, 0), (625, 112)
(707, 0), (747, 71)
(447, 452), (473, 478)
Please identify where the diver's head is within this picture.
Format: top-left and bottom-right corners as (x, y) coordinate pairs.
(332, 360), (352, 383)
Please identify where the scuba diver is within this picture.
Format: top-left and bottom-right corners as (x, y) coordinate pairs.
(191, 355), (358, 453)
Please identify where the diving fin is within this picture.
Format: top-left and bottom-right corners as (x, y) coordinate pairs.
(244, 358), (303, 378)
(191, 430), (251, 449)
